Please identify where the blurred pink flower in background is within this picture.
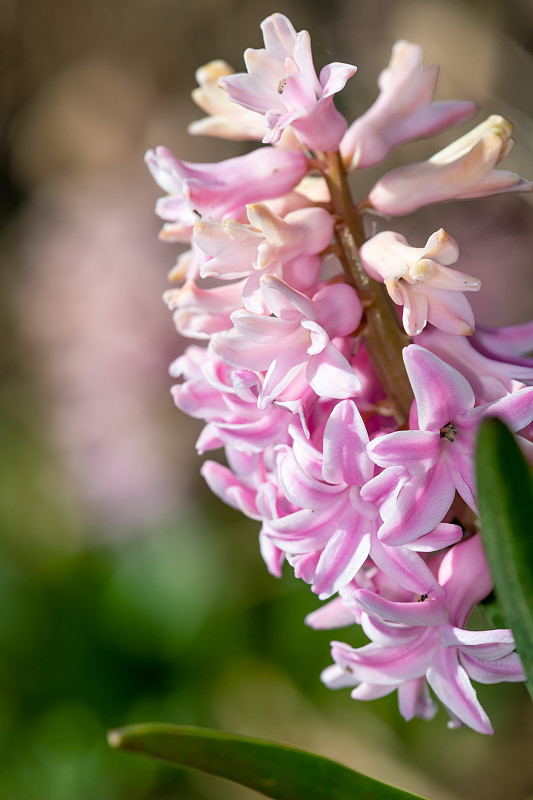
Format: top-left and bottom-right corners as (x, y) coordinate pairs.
(11, 59), (201, 535)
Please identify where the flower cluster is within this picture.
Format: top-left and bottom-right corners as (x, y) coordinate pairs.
(146, 13), (533, 733)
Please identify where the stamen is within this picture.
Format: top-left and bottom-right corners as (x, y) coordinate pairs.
(440, 421), (457, 442)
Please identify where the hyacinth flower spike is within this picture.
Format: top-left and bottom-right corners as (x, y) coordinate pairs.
(145, 13), (533, 734)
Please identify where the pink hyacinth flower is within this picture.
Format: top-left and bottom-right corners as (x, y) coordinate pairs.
(368, 115), (533, 216)
(144, 145), (308, 237)
(170, 348), (294, 454)
(164, 279), (245, 339)
(219, 13), (356, 151)
(201, 447), (290, 577)
(419, 327), (533, 404)
(195, 202), (334, 301)
(322, 535), (524, 734)
(360, 228), (480, 336)
(362, 344), (533, 544)
(266, 401), (461, 599)
(472, 319), (533, 370)
(212, 275), (363, 407)
(340, 40), (476, 170)
(188, 59), (301, 148)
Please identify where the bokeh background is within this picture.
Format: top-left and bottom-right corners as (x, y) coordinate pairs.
(2, 0), (533, 798)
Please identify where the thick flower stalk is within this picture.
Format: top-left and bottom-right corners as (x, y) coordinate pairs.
(145, 13), (533, 733)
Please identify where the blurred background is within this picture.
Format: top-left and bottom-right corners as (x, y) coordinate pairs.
(2, 0), (533, 798)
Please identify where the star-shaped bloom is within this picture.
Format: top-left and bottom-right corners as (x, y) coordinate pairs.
(265, 401), (461, 599)
(212, 275), (362, 408)
(194, 202), (335, 309)
(170, 347), (294, 454)
(362, 344), (533, 544)
(360, 228), (480, 336)
(219, 13), (356, 151)
(188, 59), (301, 147)
(322, 535), (524, 734)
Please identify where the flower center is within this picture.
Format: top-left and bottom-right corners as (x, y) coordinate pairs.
(439, 421), (457, 442)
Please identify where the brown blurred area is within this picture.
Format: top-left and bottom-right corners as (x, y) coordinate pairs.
(1, 3), (533, 799)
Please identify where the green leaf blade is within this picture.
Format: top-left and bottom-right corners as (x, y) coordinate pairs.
(476, 417), (533, 700)
(108, 723), (428, 800)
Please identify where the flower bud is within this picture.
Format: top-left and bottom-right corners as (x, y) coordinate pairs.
(368, 115), (533, 215)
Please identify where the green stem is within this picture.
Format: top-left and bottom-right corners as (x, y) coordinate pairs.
(323, 150), (413, 425)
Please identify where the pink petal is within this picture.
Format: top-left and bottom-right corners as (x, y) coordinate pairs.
(370, 535), (446, 598)
(474, 319), (533, 363)
(361, 465), (407, 507)
(378, 460), (456, 545)
(306, 341), (362, 399)
(406, 522), (463, 552)
(330, 634), (436, 684)
(404, 344), (475, 430)
(231, 309), (296, 342)
(260, 274), (317, 320)
(211, 329), (285, 371)
(437, 535), (493, 627)
(266, 506), (343, 552)
(440, 626), (516, 656)
(398, 678), (438, 721)
(305, 597), (358, 630)
(200, 461), (259, 518)
(260, 344), (308, 406)
(288, 550), (320, 583)
(323, 400), (372, 485)
(312, 283), (363, 338)
(320, 664), (359, 690)
(289, 95), (349, 152)
(259, 532), (285, 577)
(354, 588), (448, 626)
(427, 263), (480, 291)
(313, 528), (371, 599)
(446, 443), (478, 512)
(368, 429), (439, 469)
(459, 651), (525, 684)
(261, 13), (298, 60)
(425, 289), (476, 336)
(476, 386), (533, 433)
(361, 613), (422, 647)
(319, 62), (357, 96)
(401, 285), (429, 336)
(276, 446), (345, 509)
(426, 647), (493, 734)
(351, 682), (397, 701)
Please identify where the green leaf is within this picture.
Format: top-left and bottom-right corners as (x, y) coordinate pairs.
(108, 723), (428, 800)
(476, 417), (533, 700)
